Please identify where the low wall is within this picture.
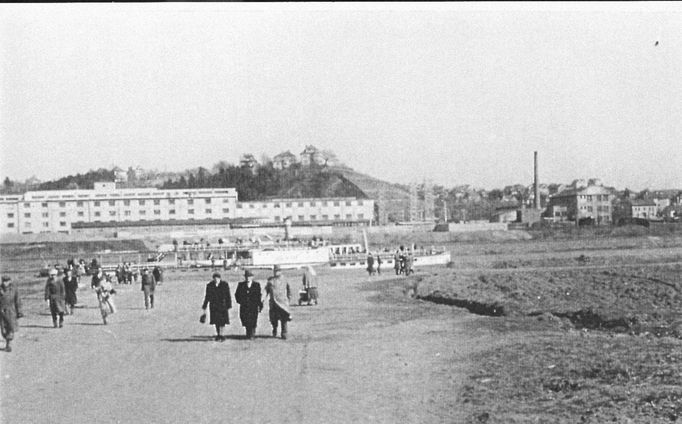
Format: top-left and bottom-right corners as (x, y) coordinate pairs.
(73, 225), (333, 241)
(444, 222), (509, 232)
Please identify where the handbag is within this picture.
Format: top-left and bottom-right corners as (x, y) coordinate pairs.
(199, 313), (207, 324)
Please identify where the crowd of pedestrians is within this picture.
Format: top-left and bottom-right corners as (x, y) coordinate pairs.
(3, 255), (326, 352)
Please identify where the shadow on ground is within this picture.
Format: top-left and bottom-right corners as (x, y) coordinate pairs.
(161, 335), (277, 342)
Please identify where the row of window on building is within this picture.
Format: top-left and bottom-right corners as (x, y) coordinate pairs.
(5, 212), (366, 229)
(578, 195), (610, 201)
(578, 205), (610, 212)
(237, 200), (364, 209)
(19, 198), (221, 208)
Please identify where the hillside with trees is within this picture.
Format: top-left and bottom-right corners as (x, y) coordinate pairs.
(160, 161), (368, 201)
(4, 146), (679, 223)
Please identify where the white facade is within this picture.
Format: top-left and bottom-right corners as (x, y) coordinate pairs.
(0, 186), (374, 235)
(236, 197), (374, 224)
(631, 202), (657, 219)
(0, 186), (238, 235)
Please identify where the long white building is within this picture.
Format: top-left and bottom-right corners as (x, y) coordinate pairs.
(0, 182), (374, 235)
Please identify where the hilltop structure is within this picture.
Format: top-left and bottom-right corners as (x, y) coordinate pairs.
(272, 151), (297, 170)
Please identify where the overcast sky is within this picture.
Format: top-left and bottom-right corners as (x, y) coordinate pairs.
(1, 3), (680, 191)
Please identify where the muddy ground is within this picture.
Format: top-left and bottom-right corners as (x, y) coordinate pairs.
(415, 237), (682, 423)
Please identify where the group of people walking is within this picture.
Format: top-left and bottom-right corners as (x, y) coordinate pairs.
(201, 265), (294, 341)
(366, 246), (414, 276)
(115, 263), (163, 286)
(1, 259), (322, 352)
(393, 245), (414, 276)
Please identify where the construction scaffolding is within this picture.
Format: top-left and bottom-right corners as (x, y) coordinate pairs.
(409, 183), (419, 221)
(423, 179), (435, 222)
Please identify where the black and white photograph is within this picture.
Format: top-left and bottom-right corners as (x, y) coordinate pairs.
(1, 2), (681, 423)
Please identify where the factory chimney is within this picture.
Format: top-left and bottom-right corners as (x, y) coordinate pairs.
(534, 151), (540, 210)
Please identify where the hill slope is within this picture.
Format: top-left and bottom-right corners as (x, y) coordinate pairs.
(333, 167), (410, 222)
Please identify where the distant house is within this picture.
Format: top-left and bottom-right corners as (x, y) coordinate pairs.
(630, 199), (657, 219)
(24, 176), (41, 190)
(239, 154), (259, 173)
(300, 145), (326, 166)
(112, 166), (127, 182)
(653, 197), (671, 213)
(545, 182), (614, 225)
(492, 204), (519, 223)
(674, 192), (682, 205)
(526, 183), (549, 208)
(273, 151), (297, 170)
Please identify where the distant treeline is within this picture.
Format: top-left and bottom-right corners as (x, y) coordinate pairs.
(37, 169), (116, 191)
(160, 162), (367, 201)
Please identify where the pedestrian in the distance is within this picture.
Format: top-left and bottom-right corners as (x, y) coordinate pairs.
(45, 268), (66, 328)
(302, 265), (318, 306)
(140, 267), (157, 310)
(0, 276), (23, 352)
(152, 266), (163, 286)
(234, 270), (262, 339)
(366, 253), (375, 276)
(63, 268), (79, 315)
(376, 253), (382, 275)
(264, 265), (291, 339)
(201, 272), (232, 341)
(93, 274), (116, 325)
(77, 261), (86, 285)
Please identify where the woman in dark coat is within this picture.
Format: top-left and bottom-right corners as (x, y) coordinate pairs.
(234, 269), (262, 339)
(202, 272), (232, 341)
(63, 268), (79, 315)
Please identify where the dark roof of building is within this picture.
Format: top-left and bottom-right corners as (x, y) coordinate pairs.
(550, 185), (614, 198)
(274, 150), (296, 159)
(630, 199), (656, 206)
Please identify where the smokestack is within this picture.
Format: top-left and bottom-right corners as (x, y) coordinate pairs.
(534, 151), (540, 210)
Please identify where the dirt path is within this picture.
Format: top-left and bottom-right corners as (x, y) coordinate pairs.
(1, 268), (474, 424)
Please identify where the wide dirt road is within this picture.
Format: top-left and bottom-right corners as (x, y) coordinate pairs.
(1, 267), (471, 424)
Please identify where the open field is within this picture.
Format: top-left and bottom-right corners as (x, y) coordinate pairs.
(413, 234), (682, 423)
(2, 229), (682, 423)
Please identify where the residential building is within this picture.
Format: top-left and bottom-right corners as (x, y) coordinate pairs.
(112, 167), (127, 182)
(630, 199), (657, 219)
(272, 151), (297, 170)
(492, 206), (518, 223)
(299, 145), (326, 166)
(239, 154), (259, 171)
(545, 183), (614, 224)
